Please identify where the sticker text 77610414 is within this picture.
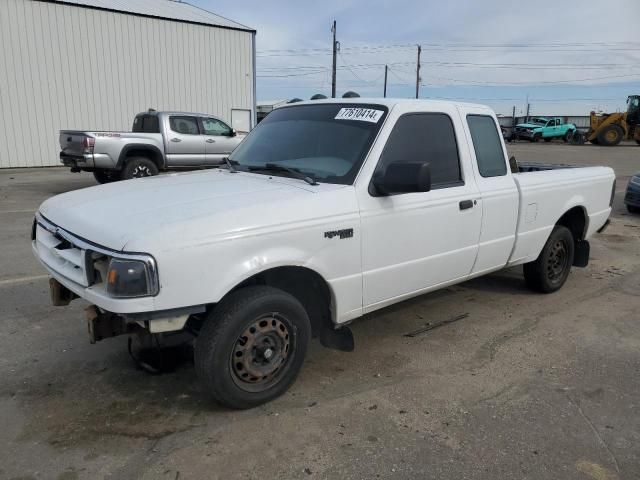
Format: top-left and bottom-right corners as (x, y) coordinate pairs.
(334, 108), (384, 123)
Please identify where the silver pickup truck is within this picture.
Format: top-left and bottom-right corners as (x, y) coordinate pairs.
(59, 110), (246, 183)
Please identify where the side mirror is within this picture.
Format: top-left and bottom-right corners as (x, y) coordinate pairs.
(372, 162), (431, 196)
(229, 129), (237, 137)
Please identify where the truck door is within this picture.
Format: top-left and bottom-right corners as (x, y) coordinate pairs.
(359, 109), (482, 309)
(165, 115), (205, 166)
(464, 113), (519, 274)
(200, 117), (239, 165)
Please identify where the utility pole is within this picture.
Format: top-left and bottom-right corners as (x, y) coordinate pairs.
(526, 103), (531, 123)
(512, 105), (516, 129)
(331, 20), (337, 98)
(383, 65), (388, 98)
(415, 45), (422, 99)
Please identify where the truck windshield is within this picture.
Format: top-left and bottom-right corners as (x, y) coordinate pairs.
(531, 118), (547, 125)
(229, 103), (388, 185)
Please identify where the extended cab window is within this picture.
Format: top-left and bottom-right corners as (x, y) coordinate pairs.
(467, 115), (507, 177)
(201, 118), (232, 136)
(377, 113), (462, 187)
(169, 116), (200, 135)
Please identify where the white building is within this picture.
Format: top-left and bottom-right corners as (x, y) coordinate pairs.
(0, 0), (256, 168)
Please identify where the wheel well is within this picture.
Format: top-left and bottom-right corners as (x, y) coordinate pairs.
(230, 266), (334, 338)
(556, 206), (587, 241)
(123, 148), (163, 169)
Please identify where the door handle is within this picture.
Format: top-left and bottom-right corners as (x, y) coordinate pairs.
(206, 139), (216, 143)
(170, 138), (182, 142)
(459, 200), (474, 210)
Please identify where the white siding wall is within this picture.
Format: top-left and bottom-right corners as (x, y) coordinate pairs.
(0, 0), (254, 168)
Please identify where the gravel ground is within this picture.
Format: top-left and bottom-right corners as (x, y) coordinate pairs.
(0, 142), (639, 480)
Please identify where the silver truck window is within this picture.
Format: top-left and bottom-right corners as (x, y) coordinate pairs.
(169, 116), (199, 135)
(377, 113), (462, 188)
(467, 115), (507, 178)
(201, 118), (231, 136)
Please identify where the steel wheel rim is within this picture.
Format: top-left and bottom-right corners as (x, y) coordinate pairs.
(230, 313), (294, 392)
(547, 239), (569, 283)
(132, 165), (151, 178)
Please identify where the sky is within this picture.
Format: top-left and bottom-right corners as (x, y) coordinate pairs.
(191, 0), (640, 116)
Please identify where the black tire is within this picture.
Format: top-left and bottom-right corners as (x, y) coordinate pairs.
(531, 133), (542, 143)
(564, 130), (574, 143)
(523, 225), (575, 293)
(627, 204), (640, 214)
(590, 138), (599, 145)
(121, 157), (158, 180)
(544, 138), (551, 143)
(597, 125), (624, 146)
(195, 286), (311, 409)
(93, 169), (118, 184)
(635, 139), (640, 145)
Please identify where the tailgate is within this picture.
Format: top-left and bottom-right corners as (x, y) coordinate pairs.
(60, 131), (93, 156)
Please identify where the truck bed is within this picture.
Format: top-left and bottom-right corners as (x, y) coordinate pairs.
(508, 164), (614, 266)
(517, 162), (581, 172)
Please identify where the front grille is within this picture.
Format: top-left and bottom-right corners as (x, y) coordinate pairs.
(34, 223), (90, 286)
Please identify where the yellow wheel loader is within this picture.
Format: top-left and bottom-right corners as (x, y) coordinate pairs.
(586, 95), (640, 146)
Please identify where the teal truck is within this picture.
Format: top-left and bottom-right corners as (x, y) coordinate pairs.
(514, 117), (577, 142)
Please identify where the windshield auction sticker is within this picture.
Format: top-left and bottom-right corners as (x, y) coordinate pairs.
(335, 108), (384, 123)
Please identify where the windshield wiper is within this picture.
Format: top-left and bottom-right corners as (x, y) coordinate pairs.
(221, 157), (238, 173)
(248, 163), (318, 186)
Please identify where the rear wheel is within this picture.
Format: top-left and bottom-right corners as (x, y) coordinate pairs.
(93, 169), (118, 184)
(597, 125), (624, 146)
(121, 157), (158, 180)
(627, 204), (640, 214)
(195, 286), (311, 409)
(523, 225), (575, 293)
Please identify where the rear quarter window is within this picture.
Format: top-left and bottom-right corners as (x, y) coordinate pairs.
(466, 115), (507, 177)
(132, 115), (160, 133)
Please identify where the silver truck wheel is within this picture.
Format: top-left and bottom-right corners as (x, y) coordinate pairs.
(195, 286), (311, 409)
(121, 157), (158, 180)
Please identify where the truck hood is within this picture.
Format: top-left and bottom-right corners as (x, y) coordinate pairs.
(39, 170), (349, 251)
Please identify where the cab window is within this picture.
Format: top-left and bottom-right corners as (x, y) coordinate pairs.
(377, 113), (462, 188)
(169, 116), (200, 135)
(201, 118), (232, 136)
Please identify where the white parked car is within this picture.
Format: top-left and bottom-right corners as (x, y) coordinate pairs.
(33, 99), (615, 408)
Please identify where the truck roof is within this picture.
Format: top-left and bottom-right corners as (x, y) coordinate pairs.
(280, 97), (494, 111)
(135, 110), (224, 119)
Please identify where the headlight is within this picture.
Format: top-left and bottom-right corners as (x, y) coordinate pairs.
(630, 176), (640, 187)
(106, 257), (158, 298)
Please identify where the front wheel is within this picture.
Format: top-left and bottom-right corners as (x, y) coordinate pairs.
(195, 286), (311, 409)
(627, 204), (640, 214)
(523, 225), (575, 293)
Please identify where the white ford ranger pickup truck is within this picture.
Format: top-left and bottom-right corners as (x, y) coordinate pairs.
(32, 99), (615, 409)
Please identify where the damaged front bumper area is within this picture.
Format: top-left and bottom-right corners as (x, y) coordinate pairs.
(84, 301), (206, 344)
